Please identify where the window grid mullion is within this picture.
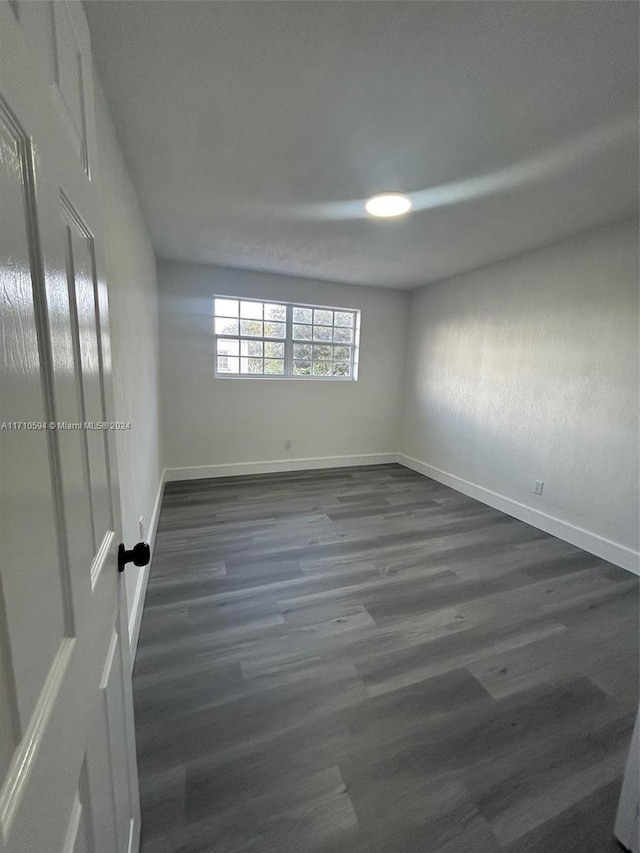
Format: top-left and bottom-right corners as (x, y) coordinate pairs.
(285, 304), (294, 377)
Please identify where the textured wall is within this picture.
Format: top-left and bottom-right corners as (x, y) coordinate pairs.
(158, 260), (408, 469)
(402, 218), (639, 553)
(94, 78), (162, 625)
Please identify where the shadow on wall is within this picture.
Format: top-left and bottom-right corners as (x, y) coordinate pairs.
(402, 221), (639, 550)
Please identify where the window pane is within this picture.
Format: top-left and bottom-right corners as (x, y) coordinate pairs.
(264, 303), (286, 322)
(314, 309), (333, 326)
(241, 340), (263, 357)
(241, 357), (263, 374)
(334, 311), (353, 327)
(240, 319), (263, 337)
(240, 300), (263, 319)
(215, 317), (239, 335)
(264, 321), (286, 338)
(312, 344), (332, 361)
(293, 343), (311, 360)
(333, 345), (350, 360)
(292, 324), (311, 340)
(265, 359), (284, 375)
(215, 295), (359, 381)
(313, 325), (332, 342)
(215, 298), (238, 317)
(333, 326), (353, 344)
(293, 306), (312, 323)
(218, 355), (238, 374)
(265, 341), (284, 358)
(332, 362), (351, 377)
(216, 338), (239, 356)
(293, 360), (311, 375)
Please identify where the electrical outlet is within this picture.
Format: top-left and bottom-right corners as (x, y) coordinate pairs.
(284, 439), (292, 452)
(139, 516), (146, 540)
(533, 480), (544, 496)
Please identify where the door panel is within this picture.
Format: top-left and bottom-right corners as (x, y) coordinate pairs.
(0, 2), (140, 851)
(52, 0), (89, 175)
(85, 629), (121, 853)
(103, 632), (134, 853)
(62, 793), (87, 853)
(91, 624), (132, 853)
(0, 93), (67, 732)
(0, 581), (19, 790)
(12, 2), (56, 89)
(61, 760), (95, 853)
(63, 206), (113, 556)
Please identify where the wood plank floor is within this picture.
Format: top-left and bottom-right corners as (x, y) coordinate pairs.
(133, 464), (639, 853)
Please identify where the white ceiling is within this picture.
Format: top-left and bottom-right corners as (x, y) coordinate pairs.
(85, 1), (639, 290)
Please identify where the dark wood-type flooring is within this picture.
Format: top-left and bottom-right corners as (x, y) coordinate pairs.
(133, 464), (639, 853)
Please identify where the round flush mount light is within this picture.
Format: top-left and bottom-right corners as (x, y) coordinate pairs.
(365, 192), (412, 218)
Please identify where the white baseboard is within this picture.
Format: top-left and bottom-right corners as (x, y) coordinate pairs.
(163, 453), (399, 482)
(128, 471), (165, 662)
(398, 454), (640, 576)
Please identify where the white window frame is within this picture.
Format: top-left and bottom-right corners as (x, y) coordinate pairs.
(213, 295), (361, 381)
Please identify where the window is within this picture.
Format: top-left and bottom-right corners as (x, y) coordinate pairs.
(214, 297), (360, 380)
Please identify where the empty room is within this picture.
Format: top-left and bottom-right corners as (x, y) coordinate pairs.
(0, 2), (639, 852)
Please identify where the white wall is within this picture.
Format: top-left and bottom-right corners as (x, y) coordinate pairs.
(401, 219), (639, 568)
(94, 78), (162, 638)
(158, 260), (408, 473)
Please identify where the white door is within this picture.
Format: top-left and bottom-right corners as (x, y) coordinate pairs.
(0, 2), (141, 852)
(615, 710), (640, 853)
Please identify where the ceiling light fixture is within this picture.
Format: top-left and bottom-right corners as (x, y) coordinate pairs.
(365, 192), (412, 218)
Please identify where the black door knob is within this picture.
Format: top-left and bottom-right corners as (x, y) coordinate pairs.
(118, 541), (151, 573)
